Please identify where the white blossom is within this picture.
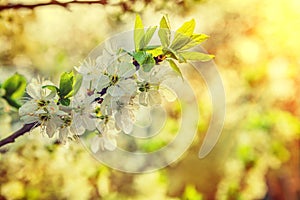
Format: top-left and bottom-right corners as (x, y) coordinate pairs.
(111, 96), (136, 134)
(137, 65), (177, 106)
(19, 78), (65, 138)
(90, 131), (118, 152)
(105, 62), (137, 97)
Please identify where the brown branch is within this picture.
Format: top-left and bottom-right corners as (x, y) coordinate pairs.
(0, 0), (110, 12)
(0, 122), (40, 148)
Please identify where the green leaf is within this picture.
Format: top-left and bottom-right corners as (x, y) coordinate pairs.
(158, 15), (171, 47)
(179, 34), (209, 50)
(42, 85), (59, 98)
(170, 36), (191, 51)
(42, 85), (59, 93)
(142, 45), (161, 51)
(59, 98), (70, 106)
(65, 73), (82, 98)
(179, 51), (214, 62)
(175, 19), (195, 38)
(59, 71), (74, 98)
(146, 46), (163, 57)
(142, 55), (156, 72)
(170, 19), (195, 50)
(167, 59), (183, 78)
(2, 73), (26, 99)
(140, 26), (157, 50)
(134, 14), (144, 51)
(133, 51), (148, 65)
(59, 71), (82, 99)
(2, 73), (26, 108)
(163, 47), (186, 63)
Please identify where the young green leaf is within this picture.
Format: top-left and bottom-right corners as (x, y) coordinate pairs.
(59, 98), (71, 106)
(65, 73), (82, 98)
(2, 73), (26, 108)
(142, 55), (156, 72)
(175, 19), (195, 38)
(179, 34), (209, 50)
(42, 85), (59, 99)
(133, 51), (148, 65)
(42, 85), (59, 93)
(59, 71), (74, 98)
(170, 19), (195, 50)
(134, 14), (144, 51)
(158, 15), (171, 47)
(167, 59), (183, 78)
(2, 73), (26, 100)
(179, 51), (215, 62)
(140, 26), (157, 50)
(163, 47), (186, 63)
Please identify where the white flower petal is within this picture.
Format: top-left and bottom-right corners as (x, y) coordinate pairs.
(139, 92), (148, 106)
(103, 135), (117, 151)
(26, 79), (41, 99)
(119, 79), (136, 95)
(118, 62), (136, 78)
(159, 85), (177, 102)
(19, 101), (37, 116)
(59, 128), (68, 144)
(70, 122), (85, 135)
(45, 120), (57, 138)
(108, 85), (124, 97)
(149, 90), (161, 106)
(96, 75), (110, 91)
(91, 136), (101, 153)
(115, 111), (133, 134)
(82, 116), (96, 131)
(20, 115), (39, 124)
(96, 121), (106, 133)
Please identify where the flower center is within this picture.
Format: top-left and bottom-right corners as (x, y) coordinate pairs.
(110, 74), (119, 85)
(39, 113), (50, 122)
(139, 82), (150, 92)
(37, 99), (50, 107)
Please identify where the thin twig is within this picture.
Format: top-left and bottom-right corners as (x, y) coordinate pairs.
(0, 0), (109, 12)
(0, 122), (40, 148)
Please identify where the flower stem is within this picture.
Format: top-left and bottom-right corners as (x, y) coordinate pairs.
(0, 122), (40, 148)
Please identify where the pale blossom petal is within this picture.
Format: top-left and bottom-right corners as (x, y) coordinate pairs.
(19, 101), (37, 116)
(20, 115), (39, 124)
(117, 62), (136, 78)
(148, 90), (161, 106)
(103, 135), (117, 151)
(139, 92), (147, 106)
(46, 120), (57, 138)
(107, 85), (124, 97)
(115, 111), (134, 134)
(82, 115), (96, 131)
(119, 79), (136, 95)
(91, 136), (101, 153)
(59, 128), (68, 144)
(96, 75), (110, 91)
(26, 79), (42, 99)
(70, 121), (85, 135)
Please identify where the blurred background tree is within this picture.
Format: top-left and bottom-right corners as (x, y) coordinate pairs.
(0, 0), (299, 199)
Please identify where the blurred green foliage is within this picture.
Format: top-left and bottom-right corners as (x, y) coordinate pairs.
(0, 0), (299, 199)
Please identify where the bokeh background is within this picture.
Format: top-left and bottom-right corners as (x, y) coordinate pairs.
(0, 0), (299, 199)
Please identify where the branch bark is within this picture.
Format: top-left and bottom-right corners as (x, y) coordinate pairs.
(0, 122), (40, 148)
(0, 0), (110, 12)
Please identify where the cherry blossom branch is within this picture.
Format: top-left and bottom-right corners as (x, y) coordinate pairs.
(0, 0), (112, 12)
(0, 122), (40, 148)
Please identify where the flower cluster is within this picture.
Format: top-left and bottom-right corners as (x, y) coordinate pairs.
(75, 44), (178, 152)
(17, 15), (213, 152)
(19, 78), (77, 143)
